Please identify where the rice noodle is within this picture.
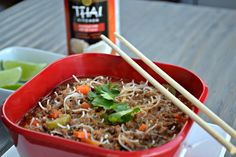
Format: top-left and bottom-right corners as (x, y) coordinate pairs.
(29, 117), (35, 129)
(50, 130), (63, 135)
(145, 124), (158, 134)
(54, 99), (62, 107)
(72, 108), (91, 113)
(143, 86), (153, 92)
(83, 129), (88, 139)
(45, 99), (49, 105)
(139, 96), (161, 110)
(57, 123), (67, 129)
(104, 134), (109, 139)
(64, 93), (84, 110)
(71, 123), (94, 132)
(121, 124), (143, 135)
(81, 111), (85, 117)
(121, 124), (129, 134)
(89, 76), (104, 88)
(122, 134), (139, 143)
(38, 102), (47, 111)
(20, 75), (189, 151)
(68, 87), (76, 94)
(100, 137), (104, 143)
(171, 125), (176, 131)
(54, 91), (58, 97)
(77, 99), (81, 106)
(102, 139), (110, 144)
(72, 75), (80, 83)
(139, 109), (147, 117)
(118, 134), (132, 151)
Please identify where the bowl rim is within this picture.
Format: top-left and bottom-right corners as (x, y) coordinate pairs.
(1, 53), (208, 155)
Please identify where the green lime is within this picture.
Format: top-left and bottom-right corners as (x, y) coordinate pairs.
(0, 67), (22, 87)
(0, 60), (2, 70)
(2, 60), (47, 82)
(1, 83), (22, 90)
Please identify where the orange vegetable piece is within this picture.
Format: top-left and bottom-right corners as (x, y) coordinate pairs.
(48, 110), (61, 119)
(139, 123), (147, 131)
(73, 131), (91, 139)
(174, 113), (180, 119)
(73, 130), (99, 146)
(80, 102), (91, 109)
(81, 138), (100, 146)
(32, 119), (40, 126)
(174, 113), (188, 122)
(76, 85), (91, 95)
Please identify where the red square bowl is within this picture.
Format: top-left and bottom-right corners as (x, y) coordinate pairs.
(1, 53), (208, 157)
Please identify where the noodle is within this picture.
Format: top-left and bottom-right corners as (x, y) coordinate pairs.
(118, 134), (132, 151)
(38, 102), (47, 111)
(19, 75), (191, 151)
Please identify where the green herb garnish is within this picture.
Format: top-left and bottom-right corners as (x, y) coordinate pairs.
(111, 102), (130, 112)
(108, 107), (140, 123)
(92, 96), (114, 110)
(88, 83), (140, 124)
(94, 83), (120, 100)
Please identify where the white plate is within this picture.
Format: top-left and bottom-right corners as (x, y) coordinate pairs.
(175, 122), (230, 157)
(2, 122), (230, 157)
(0, 47), (65, 105)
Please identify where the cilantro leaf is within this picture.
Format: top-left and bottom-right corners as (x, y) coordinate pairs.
(121, 114), (133, 123)
(111, 102), (129, 112)
(94, 85), (103, 94)
(108, 107), (140, 123)
(88, 91), (97, 99)
(95, 83), (120, 100)
(88, 82), (140, 124)
(91, 96), (113, 110)
(101, 91), (114, 100)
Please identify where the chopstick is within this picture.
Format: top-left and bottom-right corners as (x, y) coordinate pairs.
(114, 32), (236, 140)
(100, 34), (236, 154)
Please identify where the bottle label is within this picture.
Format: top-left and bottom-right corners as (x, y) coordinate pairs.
(68, 0), (108, 45)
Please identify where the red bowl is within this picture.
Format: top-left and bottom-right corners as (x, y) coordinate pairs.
(1, 53), (208, 157)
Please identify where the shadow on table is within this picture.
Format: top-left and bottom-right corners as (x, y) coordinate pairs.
(0, 120), (12, 156)
(0, 95), (13, 156)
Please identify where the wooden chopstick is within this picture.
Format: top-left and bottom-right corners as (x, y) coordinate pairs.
(114, 32), (236, 141)
(100, 34), (236, 154)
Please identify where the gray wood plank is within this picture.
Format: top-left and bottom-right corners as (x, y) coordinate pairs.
(0, 0), (67, 54)
(119, 2), (236, 156)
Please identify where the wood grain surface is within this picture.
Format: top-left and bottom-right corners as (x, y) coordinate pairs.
(0, 0), (236, 156)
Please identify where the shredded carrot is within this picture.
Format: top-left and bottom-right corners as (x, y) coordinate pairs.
(80, 102), (91, 109)
(76, 85), (91, 95)
(32, 119), (40, 126)
(81, 138), (100, 146)
(174, 113), (188, 122)
(73, 131), (91, 139)
(48, 110), (61, 119)
(139, 123), (147, 131)
(180, 117), (189, 123)
(174, 113), (180, 119)
(73, 131), (99, 146)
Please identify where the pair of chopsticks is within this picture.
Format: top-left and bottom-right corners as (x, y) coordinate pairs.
(100, 33), (236, 154)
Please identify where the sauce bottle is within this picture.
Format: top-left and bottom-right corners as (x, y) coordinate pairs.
(64, 0), (119, 55)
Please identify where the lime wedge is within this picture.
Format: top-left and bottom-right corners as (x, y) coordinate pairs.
(2, 60), (47, 82)
(1, 83), (22, 90)
(0, 60), (3, 70)
(0, 67), (22, 87)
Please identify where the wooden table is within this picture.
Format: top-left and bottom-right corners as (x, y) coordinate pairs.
(1, 0), (236, 156)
